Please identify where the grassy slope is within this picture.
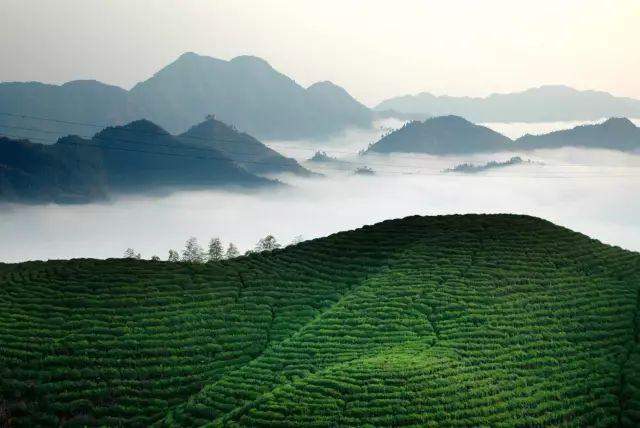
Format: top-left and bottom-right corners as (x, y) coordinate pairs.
(1, 215), (639, 427)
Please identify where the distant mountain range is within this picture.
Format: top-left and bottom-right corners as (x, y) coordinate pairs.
(0, 116), (312, 203)
(4, 53), (640, 147)
(365, 116), (640, 155)
(375, 85), (640, 122)
(0, 53), (372, 142)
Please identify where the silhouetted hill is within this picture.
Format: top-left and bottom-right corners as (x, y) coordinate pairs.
(90, 119), (272, 190)
(129, 52), (373, 139)
(179, 116), (313, 176)
(2, 214), (639, 426)
(365, 115), (511, 155)
(0, 80), (147, 141)
(376, 85), (640, 122)
(515, 117), (640, 151)
(0, 119), (274, 203)
(0, 135), (107, 203)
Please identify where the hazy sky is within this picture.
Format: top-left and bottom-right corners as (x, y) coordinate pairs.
(2, 0), (639, 106)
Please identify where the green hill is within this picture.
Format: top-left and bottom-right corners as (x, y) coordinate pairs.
(1, 215), (639, 426)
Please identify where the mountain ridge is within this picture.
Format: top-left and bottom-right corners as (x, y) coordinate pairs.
(0, 118), (277, 203)
(1, 52), (373, 142)
(364, 115), (640, 154)
(375, 85), (640, 122)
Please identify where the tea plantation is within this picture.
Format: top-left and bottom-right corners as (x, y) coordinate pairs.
(1, 214), (639, 427)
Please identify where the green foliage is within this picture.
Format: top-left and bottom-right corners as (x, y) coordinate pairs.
(1, 214), (639, 427)
(207, 238), (224, 262)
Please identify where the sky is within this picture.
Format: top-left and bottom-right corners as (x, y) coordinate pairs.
(1, 0), (639, 106)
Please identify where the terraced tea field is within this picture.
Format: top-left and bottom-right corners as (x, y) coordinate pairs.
(1, 214), (639, 426)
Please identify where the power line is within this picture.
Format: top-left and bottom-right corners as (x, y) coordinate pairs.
(2, 113), (640, 178)
(2, 110), (639, 169)
(3, 132), (640, 179)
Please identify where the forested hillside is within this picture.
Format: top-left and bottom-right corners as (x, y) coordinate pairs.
(1, 215), (639, 426)
(0, 119), (275, 203)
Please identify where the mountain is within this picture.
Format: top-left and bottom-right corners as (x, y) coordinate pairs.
(91, 119), (271, 190)
(305, 80), (372, 130)
(0, 80), (146, 141)
(179, 115), (313, 176)
(365, 115), (512, 155)
(129, 52), (373, 139)
(0, 119), (273, 202)
(1, 214), (639, 426)
(1, 53), (373, 142)
(515, 117), (640, 151)
(0, 135), (107, 203)
(376, 85), (640, 122)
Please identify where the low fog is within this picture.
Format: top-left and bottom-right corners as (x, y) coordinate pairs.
(1, 118), (639, 262)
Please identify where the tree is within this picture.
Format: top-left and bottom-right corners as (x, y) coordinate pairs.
(167, 249), (180, 262)
(225, 243), (240, 259)
(207, 238), (223, 262)
(290, 235), (304, 246)
(255, 235), (280, 252)
(182, 237), (205, 263)
(150, 255), (160, 261)
(124, 248), (136, 259)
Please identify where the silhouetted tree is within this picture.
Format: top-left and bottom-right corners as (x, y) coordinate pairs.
(168, 249), (180, 262)
(207, 238), (223, 262)
(225, 242), (240, 259)
(124, 248), (139, 259)
(255, 235), (280, 252)
(290, 235), (304, 246)
(182, 237), (205, 263)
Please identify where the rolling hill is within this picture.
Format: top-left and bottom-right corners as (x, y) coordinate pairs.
(0, 135), (108, 203)
(179, 116), (312, 176)
(515, 117), (640, 152)
(1, 214), (639, 426)
(365, 115), (512, 155)
(0, 119), (273, 203)
(375, 85), (640, 122)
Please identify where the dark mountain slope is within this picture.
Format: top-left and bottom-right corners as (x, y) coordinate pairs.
(515, 117), (640, 151)
(376, 85), (640, 122)
(179, 116), (312, 176)
(0, 80), (146, 141)
(365, 115), (512, 155)
(129, 52), (373, 139)
(1, 214), (639, 426)
(0, 135), (107, 203)
(89, 119), (272, 190)
(0, 119), (273, 202)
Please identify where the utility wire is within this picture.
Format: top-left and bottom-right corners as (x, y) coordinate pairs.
(2, 112), (640, 177)
(3, 132), (639, 179)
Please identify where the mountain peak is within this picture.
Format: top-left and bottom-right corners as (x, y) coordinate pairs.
(602, 117), (636, 128)
(121, 119), (169, 135)
(229, 55), (272, 68)
(425, 114), (473, 125)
